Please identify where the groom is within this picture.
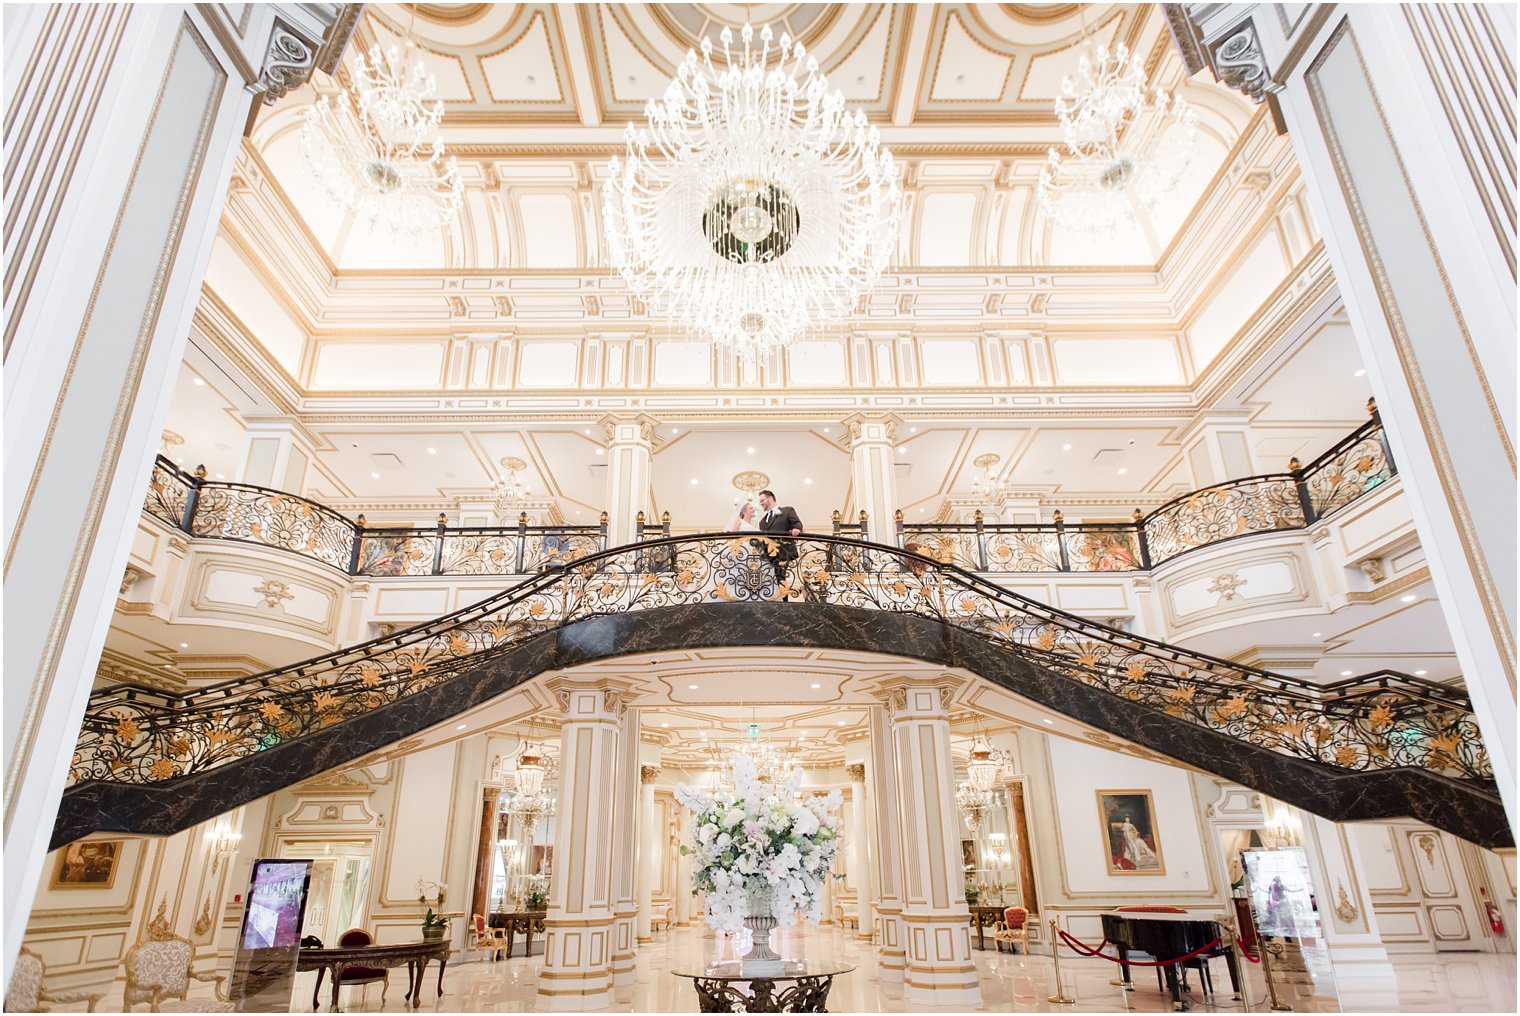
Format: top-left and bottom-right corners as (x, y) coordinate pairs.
(755, 489), (803, 587)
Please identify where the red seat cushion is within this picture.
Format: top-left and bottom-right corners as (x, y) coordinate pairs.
(1003, 907), (1028, 929)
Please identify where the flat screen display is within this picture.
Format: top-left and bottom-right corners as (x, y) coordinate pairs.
(239, 860), (312, 951)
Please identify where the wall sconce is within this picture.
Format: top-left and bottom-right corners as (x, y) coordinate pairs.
(987, 832), (1011, 868)
(207, 825), (242, 873)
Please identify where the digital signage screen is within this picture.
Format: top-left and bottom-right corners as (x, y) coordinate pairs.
(239, 860), (312, 951)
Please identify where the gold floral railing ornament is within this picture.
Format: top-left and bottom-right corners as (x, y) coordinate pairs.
(901, 412), (1396, 572)
(71, 532), (1488, 790)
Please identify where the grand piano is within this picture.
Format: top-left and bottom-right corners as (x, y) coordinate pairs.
(1099, 909), (1242, 1011)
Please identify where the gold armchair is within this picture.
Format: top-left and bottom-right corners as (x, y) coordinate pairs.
(992, 906), (1030, 954)
(122, 924), (234, 1013)
(833, 903), (859, 932)
(4, 948), (104, 1013)
(471, 913), (507, 961)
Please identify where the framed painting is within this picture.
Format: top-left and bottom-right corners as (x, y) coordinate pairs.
(52, 839), (123, 888)
(1096, 790), (1165, 875)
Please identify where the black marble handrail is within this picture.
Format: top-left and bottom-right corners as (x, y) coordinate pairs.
(900, 415), (1395, 572)
(73, 533), (1489, 804)
(143, 457), (606, 575)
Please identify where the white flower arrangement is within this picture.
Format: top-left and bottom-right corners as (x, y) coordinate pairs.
(675, 754), (844, 935)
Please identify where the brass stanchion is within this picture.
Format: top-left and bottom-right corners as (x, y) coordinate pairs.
(1258, 939), (1291, 1012)
(1046, 916), (1075, 1004)
(1223, 917), (1249, 1009)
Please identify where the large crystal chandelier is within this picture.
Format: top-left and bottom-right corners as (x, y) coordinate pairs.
(966, 731), (1012, 792)
(719, 741), (799, 788)
(1036, 41), (1198, 234)
(300, 40), (464, 233)
(495, 730), (558, 832)
(970, 453), (1016, 504)
(957, 780), (992, 832)
(492, 457), (531, 515)
(604, 23), (901, 360)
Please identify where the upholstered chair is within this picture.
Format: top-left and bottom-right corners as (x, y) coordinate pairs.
(4, 948), (104, 1013)
(470, 913), (507, 961)
(992, 906), (1029, 954)
(332, 929), (389, 1003)
(833, 903), (859, 931)
(121, 913), (234, 1013)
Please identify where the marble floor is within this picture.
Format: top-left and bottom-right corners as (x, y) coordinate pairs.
(286, 924), (1518, 1014)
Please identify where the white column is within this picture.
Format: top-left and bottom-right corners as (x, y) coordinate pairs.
(882, 681), (981, 1007)
(238, 418), (317, 492)
(867, 704), (906, 981)
(609, 707), (639, 986)
(844, 413), (901, 543)
(1178, 3), (1517, 832)
(1294, 809), (1392, 979)
(537, 681), (629, 1010)
(602, 415), (655, 546)
(635, 765), (659, 943)
(0, 5), (353, 985)
(846, 763), (876, 939)
(1176, 410), (1259, 488)
(674, 821), (693, 926)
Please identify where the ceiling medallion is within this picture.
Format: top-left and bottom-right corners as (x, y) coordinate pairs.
(605, 23), (902, 360)
(299, 39), (463, 234)
(492, 456), (531, 515)
(732, 470), (770, 493)
(1036, 41), (1199, 234)
(970, 452), (1016, 503)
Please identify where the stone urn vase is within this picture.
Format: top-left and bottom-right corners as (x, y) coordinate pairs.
(742, 883), (782, 973)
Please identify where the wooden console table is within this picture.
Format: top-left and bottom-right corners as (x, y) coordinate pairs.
(297, 939), (449, 1011)
(488, 910), (548, 957)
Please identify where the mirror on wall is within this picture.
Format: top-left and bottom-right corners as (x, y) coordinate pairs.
(278, 839), (371, 946)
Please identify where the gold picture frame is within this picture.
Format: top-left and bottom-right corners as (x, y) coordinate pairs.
(1096, 790), (1165, 876)
(51, 839), (123, 889)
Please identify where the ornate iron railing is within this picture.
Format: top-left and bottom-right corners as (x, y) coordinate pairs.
(73, 532), (1487, 789)
(141, 459), (607, 576)
(900, 413), (1396, 573)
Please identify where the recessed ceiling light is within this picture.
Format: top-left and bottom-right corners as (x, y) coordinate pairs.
(456, 723), (467, 730)
(1400, 595), (1417, 602)
(371, 472), (380, 479)
(192, 377), (204, 386)
(837, 721), (845, 726)
(427, 447), (437, 454)
(575, 509), (581, 515)
(672, 427), (680, 434)
(660, 722), (669, 728)
(804, 478), (812, 485)
(595, 448), (604, 456)
(919, 507), (925, 512)
(215, 473), (225, 479)
(1354, 369), (1366, 377)
(688, 684), (699, 690)
(909, 427), (917, 433)
(1117, 467), (1128, 475)
(810, 683), (821, 689)
(1063, 443), (1072, 451)
(1414, 669), (1428, 676)
(584, 429), (591, 435)
(1043, 718), (1054, 725)
(690, 478), (699, 485)
(823, 427), (830, 433)
(163, 664), (172, 669)
(700, 731), (707, 738)
(747, 447), (756, 454)
(1341, 670), (1354, 676)
(1312, 632), (1322, 638)
(180, 643), (189, 648)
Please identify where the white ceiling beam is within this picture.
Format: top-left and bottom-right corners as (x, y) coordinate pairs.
(892, 6), (936, 127)
(558, 7), (603, 128)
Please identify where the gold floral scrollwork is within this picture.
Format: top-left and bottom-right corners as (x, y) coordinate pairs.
(1334, 880), (1358, 924)
(1415, 833), (1437, 865)
(194, 896), (214, 936)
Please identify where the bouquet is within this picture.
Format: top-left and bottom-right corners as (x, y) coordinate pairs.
(675, 754), (843, 935)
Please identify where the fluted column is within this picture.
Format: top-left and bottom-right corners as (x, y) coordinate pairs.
(843, 413), (901, 543)
(602, 415), (655, 546)
(635, 765), (660, 942)
(846, 763), (876, 939)
(537, 681), (629, 1010)
(882, 681), (980, 1007)
(866, 705), (905, 981)
(609, 707), (639, 986)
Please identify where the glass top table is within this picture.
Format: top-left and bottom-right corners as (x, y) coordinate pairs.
(671, 959), (856, 1013)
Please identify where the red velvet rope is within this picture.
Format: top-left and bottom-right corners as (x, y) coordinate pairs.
(1238, 944), (1262, 964)
(1055, 928), (1224, 967)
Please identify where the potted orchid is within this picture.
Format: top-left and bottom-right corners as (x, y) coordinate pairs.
(417, 879), (448, 941)
(675, 755), (843, 972)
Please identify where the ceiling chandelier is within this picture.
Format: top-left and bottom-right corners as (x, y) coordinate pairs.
(956, 780), (992, 832)
(970, 453), (1016, 503)
(492, 457), (532, 515)
(965, 730), (1012, 792)
(1036, 41), (1199, 234)
(604, 23), (901, 360)
(494, 727), (558, 831)
(300, 39), (464, 234)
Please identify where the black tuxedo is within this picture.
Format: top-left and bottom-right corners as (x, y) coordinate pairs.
(754, 505), (803, 581)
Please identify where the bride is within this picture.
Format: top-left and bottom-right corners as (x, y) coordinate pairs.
(726, 501), (759, 534)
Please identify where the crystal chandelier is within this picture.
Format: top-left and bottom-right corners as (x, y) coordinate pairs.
(970, 453), (1016, 503)
(719, 741), (799, 788)
(492, 457), (532, 515)
(300, 40), (464, 233)
(604, 23), (901, 360)
(1036, 41), (1199, 234)
(495, 727), (558, 831)
(956, 780), (992, 832)
(966, 727), (1013, 792)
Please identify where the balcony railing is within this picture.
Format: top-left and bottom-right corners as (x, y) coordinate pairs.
(144, 462), (608, 576)
(900, 411), (1396, 573)
(143, 412), (1395, 579)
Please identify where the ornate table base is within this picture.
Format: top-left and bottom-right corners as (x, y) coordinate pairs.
(691, 973), (837, 1013)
